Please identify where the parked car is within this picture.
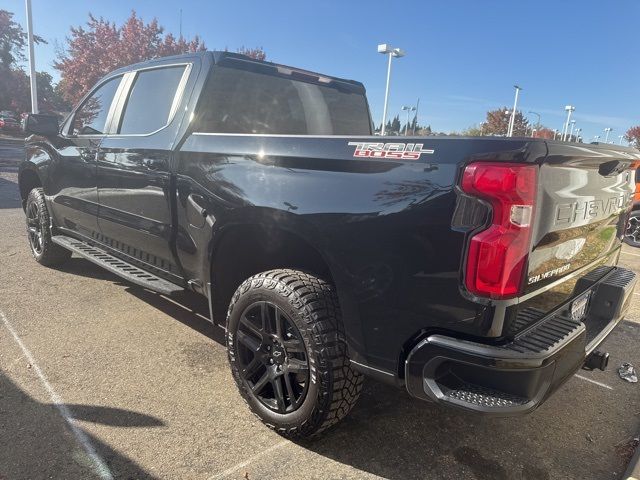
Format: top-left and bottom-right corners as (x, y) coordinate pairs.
(0, 113), (21, 133)
(18, 51), (640, 438)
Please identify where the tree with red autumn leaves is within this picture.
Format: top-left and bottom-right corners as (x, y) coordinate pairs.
(625, 126), (640, 148)
(532, 127), (555, 139)
(482, 107), (529, 136)
(54, 12), (206, 104)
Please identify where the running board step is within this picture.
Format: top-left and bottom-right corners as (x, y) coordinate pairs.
(52, 235), (184, 295)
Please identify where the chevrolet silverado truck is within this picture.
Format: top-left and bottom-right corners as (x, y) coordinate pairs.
(19, 51), (640, 438)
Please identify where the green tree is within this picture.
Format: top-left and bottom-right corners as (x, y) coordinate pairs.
(0, 9), (48, 112)
(390, 114), (401, 133)
(0, 9), (26, 69)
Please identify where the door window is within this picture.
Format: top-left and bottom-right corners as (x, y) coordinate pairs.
(117, 66), (187, 135)
(72, 76), (122, 136)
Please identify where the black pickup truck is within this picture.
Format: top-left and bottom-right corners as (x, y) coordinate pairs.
(19, 51), (640, 438)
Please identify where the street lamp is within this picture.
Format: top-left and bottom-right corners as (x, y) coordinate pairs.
(378, 44), (405, 136)
(562, 105), (575, 141)
(401, 105), (416, 136)
(593, 135), (600, 142)
(569, 120), (576, 141)
(528, 111), (541, 128)
(25, 0), (38, 113)
(604, 127), (612, 143)
(574, 128), (582, 142)
(507, 85), (522, 137)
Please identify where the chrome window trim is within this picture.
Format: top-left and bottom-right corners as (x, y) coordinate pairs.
(108, 63), (192, 138)
(62, 73), (126, 138)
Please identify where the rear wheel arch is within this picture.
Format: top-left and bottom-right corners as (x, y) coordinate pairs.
(210, 222), (334, 316)
(208, 221), (366, 365)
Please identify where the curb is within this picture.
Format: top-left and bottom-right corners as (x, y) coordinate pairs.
(624, 440), (640, 480)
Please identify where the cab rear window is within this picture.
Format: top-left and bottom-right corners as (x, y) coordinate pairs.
(193, 66), (371, 136)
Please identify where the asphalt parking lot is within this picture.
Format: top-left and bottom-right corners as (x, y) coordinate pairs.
(1, 137), (639, 480)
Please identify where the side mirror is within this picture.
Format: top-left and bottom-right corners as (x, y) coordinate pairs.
(23, 113), (59, 137)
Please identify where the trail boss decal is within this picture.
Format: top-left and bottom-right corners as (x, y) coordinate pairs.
(348, 142), (435, 160)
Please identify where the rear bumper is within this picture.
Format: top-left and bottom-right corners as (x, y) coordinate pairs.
(405, 267), (636, 414)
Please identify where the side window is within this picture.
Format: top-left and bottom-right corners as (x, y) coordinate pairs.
(72, 76), (122, 136)
(118, 66), (187, 135)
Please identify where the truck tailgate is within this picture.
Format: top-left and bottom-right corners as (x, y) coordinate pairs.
(519, 143), (639, 317)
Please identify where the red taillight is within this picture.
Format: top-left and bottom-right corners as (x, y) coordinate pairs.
(461, 162), (537, 299)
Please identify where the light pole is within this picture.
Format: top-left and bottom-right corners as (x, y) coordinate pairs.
(562, 105), (575, 141)
(504, 110), (511, 135)
(569, 120), (576, 141)
(528, 110), (541, 128)
(25, 0), (38, 113)
(553, 129), (559, 140)
(619, 135), (624, 145)
(378, 44), (405, 136)
(401, 105), (416, 135)
(593, 135), (600, 142)
(574, 128), (581, 142)
(507, 85), (522, 137)
(604, 127), (612, 143)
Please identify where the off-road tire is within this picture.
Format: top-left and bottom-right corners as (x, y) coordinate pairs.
(226, 269), (363, 438)
(25, 188), (71, 266)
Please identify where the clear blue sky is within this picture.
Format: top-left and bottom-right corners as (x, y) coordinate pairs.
(8, 0), (639, 142)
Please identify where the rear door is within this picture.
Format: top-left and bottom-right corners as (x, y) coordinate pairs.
(97, 62), (194, 283)
(50, 75), (124, 237)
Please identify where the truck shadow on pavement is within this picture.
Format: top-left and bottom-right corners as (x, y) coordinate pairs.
(0, 372), (162, 479)
(52, 258), (636, 480)
(0, 176), (22, 209)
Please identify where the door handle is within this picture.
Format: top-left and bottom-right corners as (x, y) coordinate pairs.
(143, 158), (166, 171)
(188, 194), (207, 218)
(80, 150), (95, 162)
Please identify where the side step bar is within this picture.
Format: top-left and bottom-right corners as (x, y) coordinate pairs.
(52, 235), (184, 296)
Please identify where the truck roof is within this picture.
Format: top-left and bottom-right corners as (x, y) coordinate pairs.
(107, 50), (365, 93)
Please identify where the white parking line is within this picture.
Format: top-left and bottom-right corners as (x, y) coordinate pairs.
(621, 250), (640, 258)
(0, 310), (114, 480)
(575, 373), (614, 390)
(209, 440), (288, 480)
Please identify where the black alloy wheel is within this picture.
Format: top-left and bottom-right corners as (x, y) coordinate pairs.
(226, 269), (363, 438)
(26, 197), (43, 256)
(24, 188), (71, 266)
(236, 301), (309, 414)
(624, 210), (640, 247)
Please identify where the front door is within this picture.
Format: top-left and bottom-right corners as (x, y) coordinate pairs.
(49, 75), (124, 238)
(97, 64), (191, 283)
